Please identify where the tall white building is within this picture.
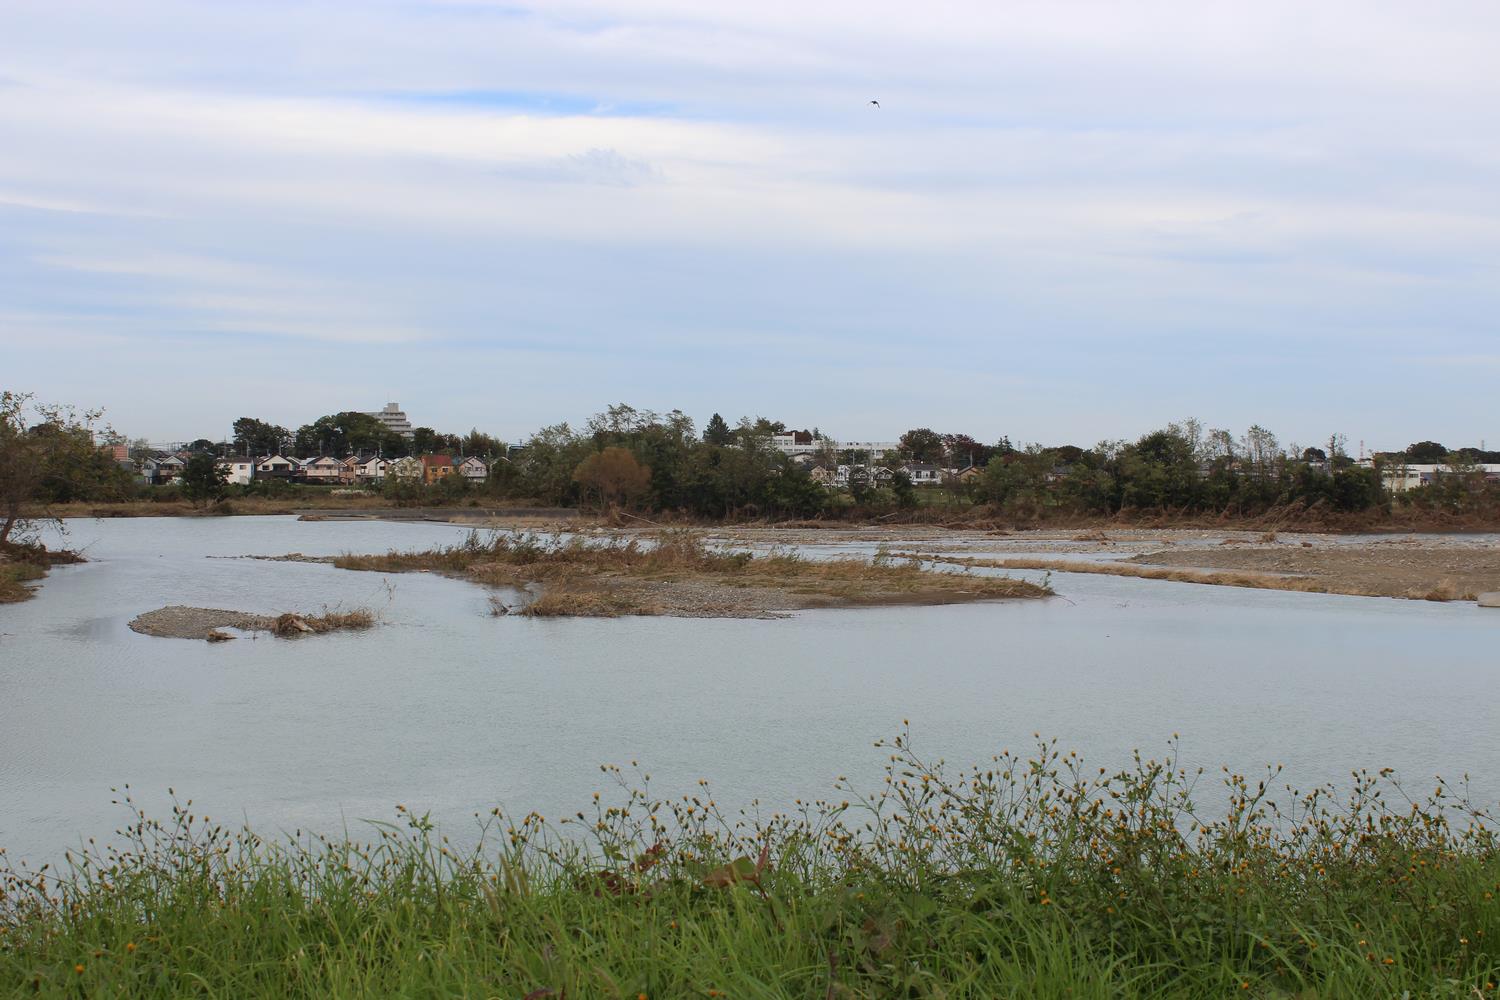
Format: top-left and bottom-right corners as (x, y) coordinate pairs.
(769, 432), (899, 461)
(367, 402), (415, 439)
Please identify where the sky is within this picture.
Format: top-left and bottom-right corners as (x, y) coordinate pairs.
(2, 1), (1498, 452)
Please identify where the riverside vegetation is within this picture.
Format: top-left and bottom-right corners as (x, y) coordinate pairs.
(3, 731), (1498, 998)
(14, 390), (1500, 531)
(315, 530), (1048, 617)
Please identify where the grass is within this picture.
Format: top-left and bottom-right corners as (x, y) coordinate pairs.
(327, 530), (1049, 616)
(269, 609), (377, 636)
(3, 731), (1499, 998)
(0, 542), (82, 603)
(0, 561), (45, 603)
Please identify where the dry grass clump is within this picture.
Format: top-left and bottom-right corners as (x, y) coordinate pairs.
(327, 530), (1048, 617)
(518, 585), (661, 618)
(270, 609), (376, 636)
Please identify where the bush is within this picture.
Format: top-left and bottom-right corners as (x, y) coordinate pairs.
(3, 733), (1498, 997)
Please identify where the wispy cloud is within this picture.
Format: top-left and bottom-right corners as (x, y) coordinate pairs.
(1, 0), (1498, 444)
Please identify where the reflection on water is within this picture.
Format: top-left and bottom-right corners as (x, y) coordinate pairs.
(1, 516), (1496, 865)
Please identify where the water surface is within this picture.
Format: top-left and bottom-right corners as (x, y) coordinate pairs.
(2, 517), (1496, 865)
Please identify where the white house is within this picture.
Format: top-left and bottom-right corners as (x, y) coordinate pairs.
(457, 456), (490, 482)
(902, 463), (944, 486)
(142, 454), (185, 485)
(301, 456), (344, 483)
(355, 456), (390, 481)
(255, 455), (298, 478)
(216, 457), (255, 486)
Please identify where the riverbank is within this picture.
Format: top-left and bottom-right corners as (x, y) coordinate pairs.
(0, 544), (83, 603)
(861, 527), (1500, 603)
(51, 497), (1500, 535)
(286, 530), (1050, 617)
(4, 734), (1497, 998)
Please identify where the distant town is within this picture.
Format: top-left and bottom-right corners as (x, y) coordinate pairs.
(105, 401), (1500, 501)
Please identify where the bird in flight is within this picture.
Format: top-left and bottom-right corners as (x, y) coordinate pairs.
(869, 99), (880, 108)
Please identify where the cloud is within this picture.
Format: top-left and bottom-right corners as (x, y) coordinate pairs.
(0, 0), (1498, 443)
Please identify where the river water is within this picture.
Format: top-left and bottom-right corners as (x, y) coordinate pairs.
(2, 517), (1496, 865)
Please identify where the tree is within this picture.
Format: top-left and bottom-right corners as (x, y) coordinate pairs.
(703, 412), (733, 446)
(573, 447), (652, 508)
(942, 433), (992, 469)
(891, 470), (917, 508)
(179, 453), (228, 506)
(297, 411), (409, 458)
(187, 438), (218, 454)
(232, 417), (290, 456)
(2, 392), (131, 546)
(411, 427), (460, 456)
(1405, 441), (1448, 463)
(0, 392), (35, 546)
(461, 428), (505, 458)
(899, 428), (946, 464)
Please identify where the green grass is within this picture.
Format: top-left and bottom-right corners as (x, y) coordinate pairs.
(4, 733), (1499, 997)
(0, 561), (45, 603)
(0, 542), (79, 603)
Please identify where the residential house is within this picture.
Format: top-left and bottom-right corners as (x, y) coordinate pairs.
(953, 465), (984, 485)
(421, 454), (455, 485)
(340, 455), (363, 484)
(216, 457), (255, 486)
(355, 456), (391, 482)
(902, 463), (943, 486)
(456, 456), (489, 483)
(255, 455), (298, 479)
(301, 456), (344, 484)
(808, 464), (838, 487)
(142, 454), (185, 485)
(387, 456), (423, 481)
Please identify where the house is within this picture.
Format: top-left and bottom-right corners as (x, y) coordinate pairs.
(421, 454), (455, 485)
(387, 456), (423, 481)
(871, 466), (895, 484)
(301, 456), (344, 484)
(355, 456), (390, 482)
(808, 464), (838, 487)
(456, 456), (489, 482)
(902, 463), (943, 486)
(954, 465), (984, 484)
(216, 457), (255, 486)
(142, 454), (185, 485)
(255, 454), (298, 479)
(340, 455), (363, 484)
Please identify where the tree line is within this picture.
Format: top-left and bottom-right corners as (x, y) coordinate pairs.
(7, 389), (1500, 525)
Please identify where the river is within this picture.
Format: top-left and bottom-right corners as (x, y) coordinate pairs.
(1, 516), (1495, 865)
